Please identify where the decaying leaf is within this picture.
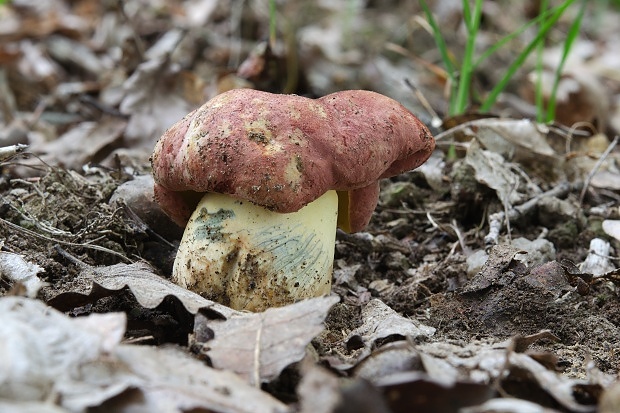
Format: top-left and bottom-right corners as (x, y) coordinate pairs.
(465, 140), (541, 207)
(462, 245), (526, 293)
(0, 251), (45, 297)
(346, 299), (435, 358)
(48, 262), (237, 319)
(119, 56), (205, 147)
(375, 371), (494, 413)
(415, 339), (602, 413)
(0, 296), (288, 413)
(31, 117), (127, 170)
(197, 295), (339, 385)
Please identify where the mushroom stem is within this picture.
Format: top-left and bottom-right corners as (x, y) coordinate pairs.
(172, 190), (338, 312)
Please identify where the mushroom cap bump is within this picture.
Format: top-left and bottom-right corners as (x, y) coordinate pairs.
(151, 89), (435, 232)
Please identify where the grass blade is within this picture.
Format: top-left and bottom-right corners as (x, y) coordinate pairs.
(420, 0), (459, 113)
(536, 0), (550, 122)
(479, 0), (575, 112)
(453, 0), (483, 114)
(545, 0), (585, 122)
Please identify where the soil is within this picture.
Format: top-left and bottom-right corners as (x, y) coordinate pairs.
(1, 158), (618, 381)
(1, 1), (619, 411)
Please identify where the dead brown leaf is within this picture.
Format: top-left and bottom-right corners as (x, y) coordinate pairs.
(197, 295), (339, 385)
(48, 261), (237, 319)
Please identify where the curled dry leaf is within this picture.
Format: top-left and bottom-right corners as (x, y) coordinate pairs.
(47, 262), (238, 319)
(602, 220), (620, 242)
(415, 339), (602, 413)
(465, 140), (541, 207)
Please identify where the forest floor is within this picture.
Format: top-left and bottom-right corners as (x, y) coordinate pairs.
(1, 1), (620, 412)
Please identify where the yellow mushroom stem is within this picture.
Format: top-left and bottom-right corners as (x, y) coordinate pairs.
(172, 190), (339, 312)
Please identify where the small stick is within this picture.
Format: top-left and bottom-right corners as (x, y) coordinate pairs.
(579, 135), (619, 205)
(0, 217), (132, 263)
(0, 144), (28, 162)
(485, 181), (576, 245)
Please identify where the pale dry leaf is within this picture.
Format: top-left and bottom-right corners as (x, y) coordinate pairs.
(591, 171), (620, 190)
(119, 56), (205, 148)
(346, 299), (435, 354)
(465, 140), (537, 206)
(510, 237), (556, 268)
(202, 295), (340, 385)
(48, 262), (238, 319)
(0, 297), (127, 403)
(459, 397), (559, 413)
(474, 119), (557, 159)
(17, 40), (62, 83)
(182, 0), (220, 27)
(0, 297), (288, 413)
(353, 341), (422, 382)
(31, 117), (126, 170)
(602, 220), (620, 242)
(297, 361), (342, 413)
(90, 345), (288, 413)
(0, 251), (45, 297)
(415, 339), (602, 413)
(46, 34), (111, 75)
(0, 401), (70, 413)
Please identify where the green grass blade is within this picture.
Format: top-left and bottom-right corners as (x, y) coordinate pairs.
(420, 0), (457, 79)
(473, 2), (571, 69)
(462, 0), (472, 32)
(545, 0), (585, 122)
(479, 0), (575, 112)
(536, 0), (550, 122)
(453, 0), (483, 114)
(420, 0), (459, 114)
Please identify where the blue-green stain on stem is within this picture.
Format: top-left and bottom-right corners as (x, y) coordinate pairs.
(193, 208), (235, 242)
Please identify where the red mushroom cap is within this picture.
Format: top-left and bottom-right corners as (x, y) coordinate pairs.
(151, 89), (434, 232)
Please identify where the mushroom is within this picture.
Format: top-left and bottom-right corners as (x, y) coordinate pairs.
(151, 88), (435, 311)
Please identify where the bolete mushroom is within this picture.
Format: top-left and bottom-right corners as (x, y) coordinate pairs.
(151, 88), (434, 311)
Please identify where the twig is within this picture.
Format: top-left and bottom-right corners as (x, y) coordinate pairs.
(0, 144), (28, 162)
(404, 78), (442, 128)
(433, 117), (590, 142)
(0, 217), (132, 263)
(579, 135), (619, 205)
(485, 181), (577, 245)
